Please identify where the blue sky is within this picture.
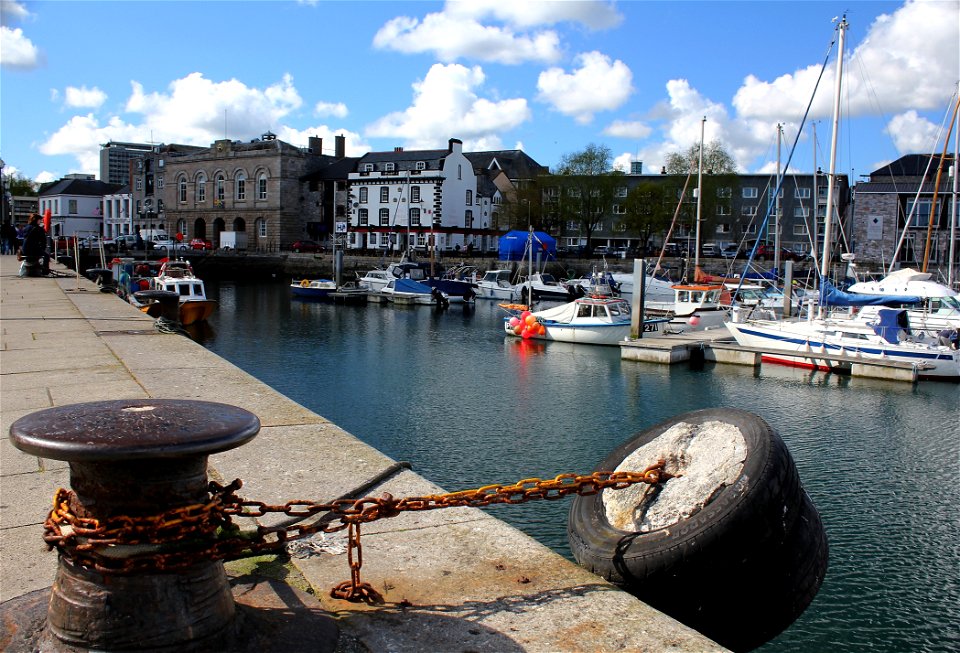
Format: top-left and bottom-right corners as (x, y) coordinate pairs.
(1, 0), (957, 185)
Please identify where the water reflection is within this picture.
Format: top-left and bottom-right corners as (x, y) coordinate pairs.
(199, 279), (959, 653)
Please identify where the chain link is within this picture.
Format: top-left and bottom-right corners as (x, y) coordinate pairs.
(43, 461), (670, 602)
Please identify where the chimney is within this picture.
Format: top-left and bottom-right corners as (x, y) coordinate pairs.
(661, 166), (667, 174)
(335, 134), (346, 158)
(394, 147), (404, 152)
(448, 138), (462, 154)
(308, 136), (322, 155)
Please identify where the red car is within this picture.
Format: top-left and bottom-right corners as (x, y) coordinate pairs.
(190, 238), (213, 251)
(290, 240), (325, 253)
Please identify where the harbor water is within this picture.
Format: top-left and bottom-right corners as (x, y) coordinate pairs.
(193, 279), (959, 653)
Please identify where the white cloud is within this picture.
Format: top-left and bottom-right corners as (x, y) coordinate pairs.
(442, 0), (623, 30)
(733, 1), (959, 122)
(365, 63), (531, 150)
(124, 72), (303, 146)
(34, 171), (57, 184)
(64, 85), (107, 109)
(314, 101), (348, 119)
(604, 120), (652, 139)
(0, 25), (40, 69)
(374, 13), (562, 64)
(884, 110), (942, 154)
(536, 51), (633, 124)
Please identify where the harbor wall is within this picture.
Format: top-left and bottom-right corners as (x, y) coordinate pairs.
(0, 256), (726, 652)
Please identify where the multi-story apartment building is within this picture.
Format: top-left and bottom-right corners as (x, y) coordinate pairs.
(547, 168), (850, 258)
(852, 154), (957, 274)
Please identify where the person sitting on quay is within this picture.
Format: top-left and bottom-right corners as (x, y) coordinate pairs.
(18, 213), (49, 276)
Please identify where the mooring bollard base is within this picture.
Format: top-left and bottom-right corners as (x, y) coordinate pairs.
(0, 574), (339, 652)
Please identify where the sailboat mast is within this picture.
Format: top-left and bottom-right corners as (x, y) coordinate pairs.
(819, 16), (846, 297)
(774, 123), (782, 270)
(694, 116), (705, 270)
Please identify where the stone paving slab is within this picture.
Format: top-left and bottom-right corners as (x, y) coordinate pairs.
(0, 257), (725, 651)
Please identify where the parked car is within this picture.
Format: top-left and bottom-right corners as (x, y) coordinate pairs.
(190, 238), (213, 251)
(151, 234), (188, 252)
(115, 234), (154, 251)
(700, 243), (719, 257)
(756, 244), (803, 261)
(720, 245), (740, 259)
(290, 240), (325, 253)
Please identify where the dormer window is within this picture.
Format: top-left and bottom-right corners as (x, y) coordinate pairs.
(416, 161), (426, 171)
(363, 163), (374, 172)
(384, 162), (395, 172)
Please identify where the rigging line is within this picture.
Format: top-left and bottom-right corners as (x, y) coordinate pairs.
(731, 21), (838, 301)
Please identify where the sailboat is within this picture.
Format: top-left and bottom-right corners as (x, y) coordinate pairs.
(724, 17), (960, 380)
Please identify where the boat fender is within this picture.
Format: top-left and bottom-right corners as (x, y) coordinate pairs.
(300, 279), (311, 287)
(568, 408), (828, 653)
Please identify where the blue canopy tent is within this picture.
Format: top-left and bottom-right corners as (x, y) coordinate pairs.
(498, 230), (557, 261)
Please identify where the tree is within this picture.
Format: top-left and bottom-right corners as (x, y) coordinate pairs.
(621, 181), (674, 251)
(550, 144), (622, 250)
(663, 140), (738, 248)
(5, 173), (37, 196)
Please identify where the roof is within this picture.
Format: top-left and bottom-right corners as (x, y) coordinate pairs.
(39, 178), (123, 197)
(465, 150), (548, 179)
(868, 154), (955, 179)
(854, 180), (952, 194)
(300, 156), (361, 182)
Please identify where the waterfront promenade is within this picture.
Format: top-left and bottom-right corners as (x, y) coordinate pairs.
(0, 256), (723, 652)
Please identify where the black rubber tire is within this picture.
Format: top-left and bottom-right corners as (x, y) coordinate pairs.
(568, 408), (828, 653)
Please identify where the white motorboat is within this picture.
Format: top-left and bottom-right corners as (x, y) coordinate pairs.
(145, 259), (217, 325)
(846, 268), (960, 336)
(502, 294), (667, 346)
(476, 269), (518, 300)
(358, 269), (393, 292)
(517, 271), (576, 303)
(379, 278), (445, 305)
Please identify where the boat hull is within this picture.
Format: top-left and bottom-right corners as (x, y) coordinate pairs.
(725, 320), (960, 379)
(179, 300), (217, 326)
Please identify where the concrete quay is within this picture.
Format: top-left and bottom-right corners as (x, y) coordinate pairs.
(1, 256), (724, 652)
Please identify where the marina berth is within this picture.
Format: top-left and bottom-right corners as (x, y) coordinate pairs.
(290, 277), (338, 299)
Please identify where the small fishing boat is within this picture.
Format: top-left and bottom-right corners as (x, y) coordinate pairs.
(644, 283), (731, 333)
(290, 278), (338, 299)
(145, 259), (217, 325)
(380, 278), (446, 305)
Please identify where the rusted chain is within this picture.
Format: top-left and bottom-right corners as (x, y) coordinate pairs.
(43, 461), (671, 601)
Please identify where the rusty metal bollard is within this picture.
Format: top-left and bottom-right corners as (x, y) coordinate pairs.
(6, 400), (261, 651)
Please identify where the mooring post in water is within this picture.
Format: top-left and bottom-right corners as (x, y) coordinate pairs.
(7, 399), (260, 651)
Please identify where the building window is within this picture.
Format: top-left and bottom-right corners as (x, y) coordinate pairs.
(358, 208), (368, 226)
(135, 178), (143, 191)
(742, 187), (758, 198)
(612, 204), (626, 214)
(256, 218), (266, 238)
(380, 186), (389, 203)
(741, 205), (758, 216)
(196, 173), (207, 202)
(616, 186), (627, 198)
(794, 207), (810, 218)
(410, 208), (421, 226)
(362, 163), (373, 172)
(717, 187), (732, 198)
(68, 200), (78, 214)
(716, 223), (731, 234)
(178, 177), (187, 203)
(416, 161), (426, 171)
(359, 187), (368, 203)
(465, 209), (473, 227)
(466, 190), (472, 205)
(566, 221), (578, 230)
(793, 224), (808, 235)
(384, 162), (395, 172)
(458, 164), (462, 180)
(411, 186), (421, 203)
(379, 208), (390, 226)
(236, 172), (246, 200)
(742, 224), (757, 235)
(216, 175), (225, 203)
(906, 199), (932, 228)
(794, 187), (811, 199)
(157, 199), (164, 212)
(257, 174), (267, 200)
(716, 205), (731, 216)
(615, 222), (627, 232)
(157, 176), (164, 190)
